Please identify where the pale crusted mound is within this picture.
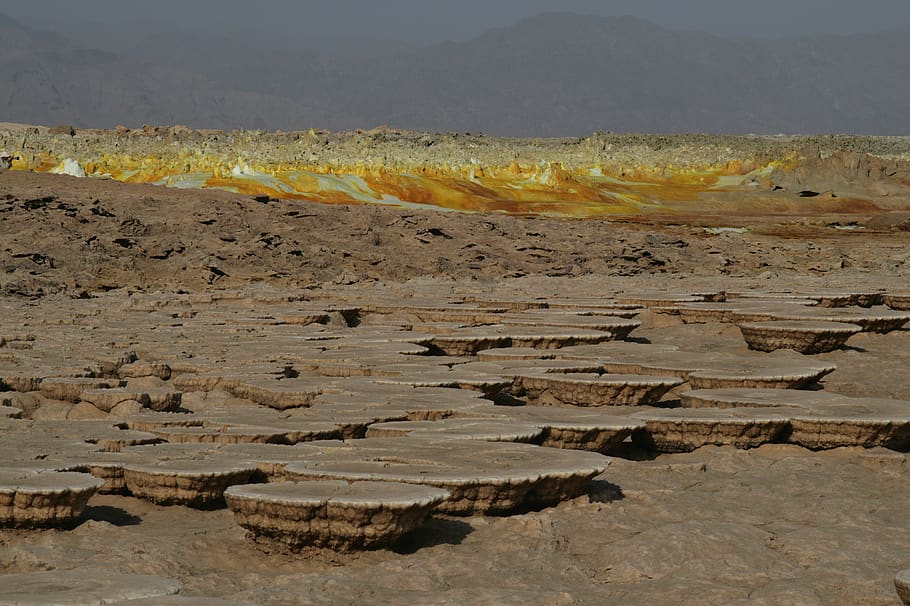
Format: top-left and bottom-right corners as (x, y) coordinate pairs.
(738, 320), (862, 354)
(679, 388), (848, 409)
(468, 404), (645, 453)
(787, 399), (910, 450)
(885, 293), (910, 311)
(370, 370), (512, 396)
(517, 371), (683, 406)
(768, 306), (910, 333)
(38, 377), (119, 403)
(150, 424), (299, 445)
(726, 289), (884, 308)
(224, 378), (324, 410)
(284, 438), (610, 515)
(616, 293), (708, 307)
(633, 408), (797, 453)
(675, 389), (910, 450)
(418, 327), (615, 356)
(365, 418), (545, 443)
(498, 313), (641, 338)
(896, 570), (910, 606)
(0, 471), (103, 527)
(0, 570), (181, 605)
(225, 480), (449, 551)
(476, 347), (559, 361)
(322, 386), (491, 422)
(687, 364), (836, 390)
(122, 459), (258, 507)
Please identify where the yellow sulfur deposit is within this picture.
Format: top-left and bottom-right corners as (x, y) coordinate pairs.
(16, 151), (796, 218)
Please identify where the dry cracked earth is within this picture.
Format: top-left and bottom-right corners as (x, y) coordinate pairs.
(0, 167), (909, 605)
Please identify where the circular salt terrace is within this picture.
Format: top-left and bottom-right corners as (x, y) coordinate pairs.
(687, 363), (836, 390)
(471, 404), (645, 453)
(676, 388), (910, 450)
(680, 388), (848, 409)
(38, 377), (120, 402)
(370, 370), (512, 396)
(122, 459), (258, 507)
(884, 293), (910, 311)
(633, 407), (797, 452)
(896, 570), (910, 605)
(729, 290), (877, 308)
(225, 480), (450, 551)
(615, 293), (706, 308)
(738, 320), (862, 354)
(0, 570), (181, 605)
(460, 296), (550, 311)
(150, 424), (303, 445)
(310, 386), (492, 425)
(504, 328), (617, 350)
(546, 299), (645, 310)
(417, 327), (616, 356)
(417, 333), (512, 356)
(225, 378), (325, 410)
(496, 313), (641, 338)
(124, 411), (205, 432)
(366, 418), (545, 443)
(284, 438), (610, 515)
(790, 290), (884, 308)
(596, 350), (723, 379)
(768, 307), (910, 333)
(671, 301), (815, 324)
(787, 399), (910, 450)
(476, 347), (558, 361)
(0, 370), (45, 393)
(0, 470), (104, 527)
(517, 371), (684, 407)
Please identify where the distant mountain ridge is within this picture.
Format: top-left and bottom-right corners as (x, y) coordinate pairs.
(1, 12), (909, 135)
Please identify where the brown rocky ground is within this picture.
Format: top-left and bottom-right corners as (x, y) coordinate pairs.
(1, 136), (909, 605)
(1, 170), (909, 298)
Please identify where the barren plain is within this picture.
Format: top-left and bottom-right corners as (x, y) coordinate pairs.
(0, 126), (909, 605)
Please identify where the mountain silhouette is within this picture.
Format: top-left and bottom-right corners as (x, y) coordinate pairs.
(2, 12), (908, 135)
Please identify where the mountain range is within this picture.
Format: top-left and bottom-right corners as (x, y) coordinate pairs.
(2, 12), (909, 136)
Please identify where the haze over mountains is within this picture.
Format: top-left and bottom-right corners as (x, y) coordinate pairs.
(2, 11), (909, 136)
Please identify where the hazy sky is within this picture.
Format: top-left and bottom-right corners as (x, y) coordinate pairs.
(5, 0), (910, 42)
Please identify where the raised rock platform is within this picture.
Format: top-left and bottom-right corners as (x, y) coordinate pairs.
(0, 471), (104, 527)
(225, 480), (449, 551)
(738, 320), (862, 354)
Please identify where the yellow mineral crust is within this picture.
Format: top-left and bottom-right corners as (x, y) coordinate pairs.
(13, 151), (800, 217)
(15, 126), (903, 217)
